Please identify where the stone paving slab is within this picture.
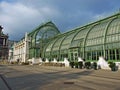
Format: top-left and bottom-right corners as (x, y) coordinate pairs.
(0, 65), (120, 90)
(0, 76), (9, 90)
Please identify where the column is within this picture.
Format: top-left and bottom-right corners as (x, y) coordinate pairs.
(3, 39), (5, 45)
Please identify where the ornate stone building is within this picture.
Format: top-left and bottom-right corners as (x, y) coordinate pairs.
(13, 33), (29, 62)
(0, 26), (8, 60)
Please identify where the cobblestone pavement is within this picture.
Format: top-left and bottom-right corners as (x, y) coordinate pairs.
(0, 65), (120, 90)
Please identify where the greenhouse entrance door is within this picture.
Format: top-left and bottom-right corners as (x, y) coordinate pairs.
(69, 49), (78, 62)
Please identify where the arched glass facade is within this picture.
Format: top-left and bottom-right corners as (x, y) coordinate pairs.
(28, 21), (60, 59)
(43, 13), (120, 62)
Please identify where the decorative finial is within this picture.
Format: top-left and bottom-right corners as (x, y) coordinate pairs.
(0, 25), (3, 29)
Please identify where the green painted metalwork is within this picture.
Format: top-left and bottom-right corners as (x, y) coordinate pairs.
(43, 37), (56, 59)
(69, 29), (81, 48)
(103, 17), (117, 57)
(70, 27), (89, 59)
(59, 31), (76, 60)
(50, 36), (61, 59)
(58, 34), (68, 60)
(27, 21), (60, 59)
(51, 35), (65, 60)
(60, 32), (74, 49)
(25, 12), (120, 62)
(82, 24), (97, 58)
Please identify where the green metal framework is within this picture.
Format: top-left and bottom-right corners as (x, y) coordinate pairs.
(28, 21), (60, 59)
(43, 13), (120, 61)
(25, 13), (120, 62)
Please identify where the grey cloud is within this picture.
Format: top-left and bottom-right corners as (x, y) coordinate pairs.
(0, 0), (120, 40)
(0, 1), (60, 40)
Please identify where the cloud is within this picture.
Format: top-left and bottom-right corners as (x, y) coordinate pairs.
(0, 1), (60, 40)
(0, 0), (120, 40)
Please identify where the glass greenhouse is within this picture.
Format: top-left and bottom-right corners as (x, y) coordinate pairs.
(27, 13), (120, 62)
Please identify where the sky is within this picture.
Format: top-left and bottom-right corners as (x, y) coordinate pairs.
(0, 0), (120, 40)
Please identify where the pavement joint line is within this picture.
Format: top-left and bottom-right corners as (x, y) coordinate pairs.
(0, 74), (12, 90)
(74, 83), (96, 90)
(89, 74), (120, 80)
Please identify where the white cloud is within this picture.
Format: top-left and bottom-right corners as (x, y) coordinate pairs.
(0, 1), (60, 40)
(0, 0), (120, 40)
(92, 12), (114, 21)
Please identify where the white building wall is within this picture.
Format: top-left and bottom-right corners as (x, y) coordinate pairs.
(13, 32), (29, 63)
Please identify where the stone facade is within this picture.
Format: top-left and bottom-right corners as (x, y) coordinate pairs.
(0, 26), (8, 60)
(13, 33), (29, 62)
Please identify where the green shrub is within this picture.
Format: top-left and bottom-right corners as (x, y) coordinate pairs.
(21, 62), (29, 65)
(10, 61), (18, 64)
(74, 62), (79, 68)
(108, 61), (116, 71)
(78, 61), (83, 69)
(93, 62), (97, 70)
(85, 62), (91, 69)
(69, 62), (74, 68)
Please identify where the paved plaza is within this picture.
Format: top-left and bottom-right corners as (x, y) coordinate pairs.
(0, 65), (120, 90)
